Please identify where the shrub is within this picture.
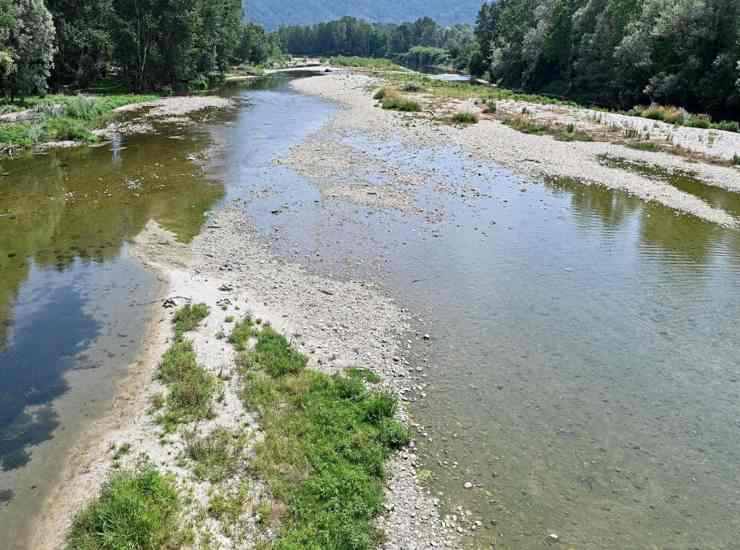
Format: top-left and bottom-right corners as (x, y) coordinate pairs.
(733, 155), (740, 166)
(65, 466), (182, 550)
(373, 88), (387, 100)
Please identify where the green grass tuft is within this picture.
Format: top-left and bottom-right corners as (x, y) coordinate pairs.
(65, 466), (183, 550)
(172, 303), (210, 340)
(450, 111), (478, 125)
(381, 96), (421, 112)
(246, 327), (307, 378)
(237, 328), (409, 549)
(228, 316), (253, 351)
(158, 339), (217, 428)
(185, 428), (244, 483)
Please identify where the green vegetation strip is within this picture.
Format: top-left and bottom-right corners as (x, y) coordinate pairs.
(66, 466), (185, 550)
(0, 94), (157, 150)
(158, 304), (216, 430)
(238, 326), (409, 549)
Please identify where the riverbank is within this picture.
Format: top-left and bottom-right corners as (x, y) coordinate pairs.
(0, 95), (234, 157)
(30, 114), (458, 548)
(292, 71), (740, 228)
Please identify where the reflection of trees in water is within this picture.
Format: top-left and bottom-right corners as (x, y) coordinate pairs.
(0, 131), (224, 467)
(0, 133), (225, 350)
(638, 203), (721, 266)
(545, 175), (726, 269)
(545, 175), (641, 231)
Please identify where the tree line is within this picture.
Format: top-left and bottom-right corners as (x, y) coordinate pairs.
(471, 0), (740, 120)
(0, 0), (279, 99)
(277, 16), (475, 71)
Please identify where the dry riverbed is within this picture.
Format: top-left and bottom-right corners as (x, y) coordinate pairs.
(293, 72), (740, 228)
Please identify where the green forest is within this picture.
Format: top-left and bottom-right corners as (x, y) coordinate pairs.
(277, 16), (475, 70)
(470, 0), (740, 120)
(245, 0), (483, 31)
(0, 0), (278, 99)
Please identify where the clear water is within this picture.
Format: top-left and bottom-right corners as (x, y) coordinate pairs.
(0, 112), (226, 547)
(3, 73), (740, 550)
(220, 111), (740, 549)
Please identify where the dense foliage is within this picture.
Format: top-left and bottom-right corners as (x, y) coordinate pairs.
(246, 0), (484, 31)
(0, 0), (56, 98)
(1, 0), (276, 98)
(278, 16), (475, 70)
(472, 0), (740, 120)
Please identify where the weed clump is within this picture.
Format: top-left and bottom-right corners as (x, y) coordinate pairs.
(450, 111), (478, 125)
(172, 303), (209, 339)
(237, 328), (409, 549)
(381, 96), (421, 112)
(185, 428), (243, 482)
(65, 465), (183, 550)
(158, 338), (216, 427)
(228, 316), (253, 351)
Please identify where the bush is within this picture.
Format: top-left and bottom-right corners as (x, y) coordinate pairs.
(373, 88), (387, 100)
(65, 466), (182, 550)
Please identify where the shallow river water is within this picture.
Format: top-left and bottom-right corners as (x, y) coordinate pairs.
(2, 74), (739, 550)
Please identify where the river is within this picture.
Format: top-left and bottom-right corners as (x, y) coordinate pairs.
(2, 73), (739, 549)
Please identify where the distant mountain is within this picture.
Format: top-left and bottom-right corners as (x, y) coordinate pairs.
(244, 0), (485, 30)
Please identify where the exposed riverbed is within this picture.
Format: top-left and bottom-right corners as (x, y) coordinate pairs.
(2, 71), (740, 550)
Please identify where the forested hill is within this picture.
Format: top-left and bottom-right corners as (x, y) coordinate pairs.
(244, 0), (484, 30)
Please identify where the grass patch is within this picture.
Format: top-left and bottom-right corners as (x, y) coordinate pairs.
(172, 303), (210, 340)
(0, 94), (157, 152)
(228, 316), (254, 351)
(376, 89), (421, 112)
(65, 465), (184, 550)
(449, 112), (478, 125)
(502, 117), (593, 141)
(185, 428), (244, 483)
(347, 367), (382, 384)
(237, 328), (409, 549)
(626, 141), (660, 152)
(158, 339), (217, 428)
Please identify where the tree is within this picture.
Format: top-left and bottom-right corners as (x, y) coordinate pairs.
(1, 0), (56, 98)
(46, 0), (114, 89)
(0, 0), (18, 90)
